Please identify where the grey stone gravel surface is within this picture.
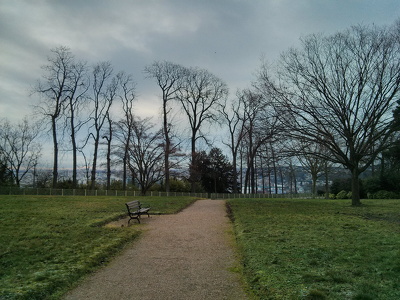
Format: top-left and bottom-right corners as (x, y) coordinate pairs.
(62, 199), (247, 300)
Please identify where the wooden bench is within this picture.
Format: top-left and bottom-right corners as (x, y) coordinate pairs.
(125, 200), (151, 224)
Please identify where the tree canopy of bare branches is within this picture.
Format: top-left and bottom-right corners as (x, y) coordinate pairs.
(65, 59), (89, 188)
(115, 72), (136, 190)
(218, 93), (247, 193)
(127, 117), (164, 195)
(0, 118), (41, 186)
(88, 62), (117, 189)
(144, 61), (187, 192)
(258, 22), (400, 205)
(176, 67), (228, 192)
(34, 46), (75, 188)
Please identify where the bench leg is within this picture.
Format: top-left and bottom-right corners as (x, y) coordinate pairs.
(128, 216), (140, 225)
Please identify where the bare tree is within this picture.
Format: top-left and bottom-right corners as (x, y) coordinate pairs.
(117, 72), (136, 190)
(176, 67), (228, 192)
(34, 168), (53, 188)
(144, 61), (187, 192)
(88, 62), (117, 189)
(127, 117), (164, 195)
(259, 22), (400, 205)
(218, 93), (247, 193)
(293, 140), (332, 198)
(34, 46), (74, 187)
(238, 89), (280, 194)
(102, 112), (113, 190)
(0, 118), (42, 187)
(268, 141), (282, 194)
(65, 60), (89, 188)
(241, 90), (266, 194)
(257, 141), (281, 195)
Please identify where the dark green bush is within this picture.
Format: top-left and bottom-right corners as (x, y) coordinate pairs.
(331, 177), (365, 198)
(362, 177), (383, 194)
(370, 190), (400, 199)
(330, 178), (352, 194)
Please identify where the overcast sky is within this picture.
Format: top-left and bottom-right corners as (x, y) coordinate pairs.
(1, 0), (399, 123)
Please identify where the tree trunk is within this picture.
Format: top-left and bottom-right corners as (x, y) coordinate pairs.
(190, 135), (196, 193)
(268, 169), (272, 194)
(90, 138), (99, 190)
(269, 144), (278, 194)
(140, 184), (147, 196)
(51, 116), (58, 188)
(164, 101), (170, 192)
(244, 160), (250, 194)
(105, 115), (112, 190)
(324, 162), (329, 199)
(122, 130), (130, 190)
(351, 169), (362, 206)
(106, 139), (111, 190)
(72, 138), (77, 188)
(122, 153), (127, 190)
(251, 154), (256, 194)
(232, 154), (238, 193)
(239, 147), (243, 193)
(312, 173), (317, 198)
(260, 157), (265, 194)
(70, 115), (77, 189)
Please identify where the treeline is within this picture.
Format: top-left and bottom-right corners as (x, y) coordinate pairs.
(2, 20), (400, 203)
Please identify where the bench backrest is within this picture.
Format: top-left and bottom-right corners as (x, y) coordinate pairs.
(125, 200), (141, 213)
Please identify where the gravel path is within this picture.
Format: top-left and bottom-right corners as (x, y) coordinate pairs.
(63, 199), (247, 300)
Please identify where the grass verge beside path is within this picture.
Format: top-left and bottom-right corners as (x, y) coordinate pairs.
(227, 198), (400, 299)
(0, 195), (199, 300)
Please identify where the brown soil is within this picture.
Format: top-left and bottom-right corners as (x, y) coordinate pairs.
(62, 199), (248, 300)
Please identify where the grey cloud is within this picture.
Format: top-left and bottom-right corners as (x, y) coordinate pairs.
(1, 0), (400, 123)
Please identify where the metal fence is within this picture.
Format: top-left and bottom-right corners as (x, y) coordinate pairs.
(0, 187), (316, 199)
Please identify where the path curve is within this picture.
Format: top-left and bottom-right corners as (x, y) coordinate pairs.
(63, 199), (247, 300)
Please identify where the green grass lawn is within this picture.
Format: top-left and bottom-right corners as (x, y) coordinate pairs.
(0, 195), (198, 300)
(227, 198), (400, 300)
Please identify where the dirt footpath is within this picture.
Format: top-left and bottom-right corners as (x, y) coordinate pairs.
(63, 199), (247, 300)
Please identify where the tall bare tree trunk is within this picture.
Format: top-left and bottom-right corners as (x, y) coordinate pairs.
(190, 133), (196, 193)
(51, 116), (58, 188)
(163, 97), (171, 192)
(351, 169), (362, 206)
